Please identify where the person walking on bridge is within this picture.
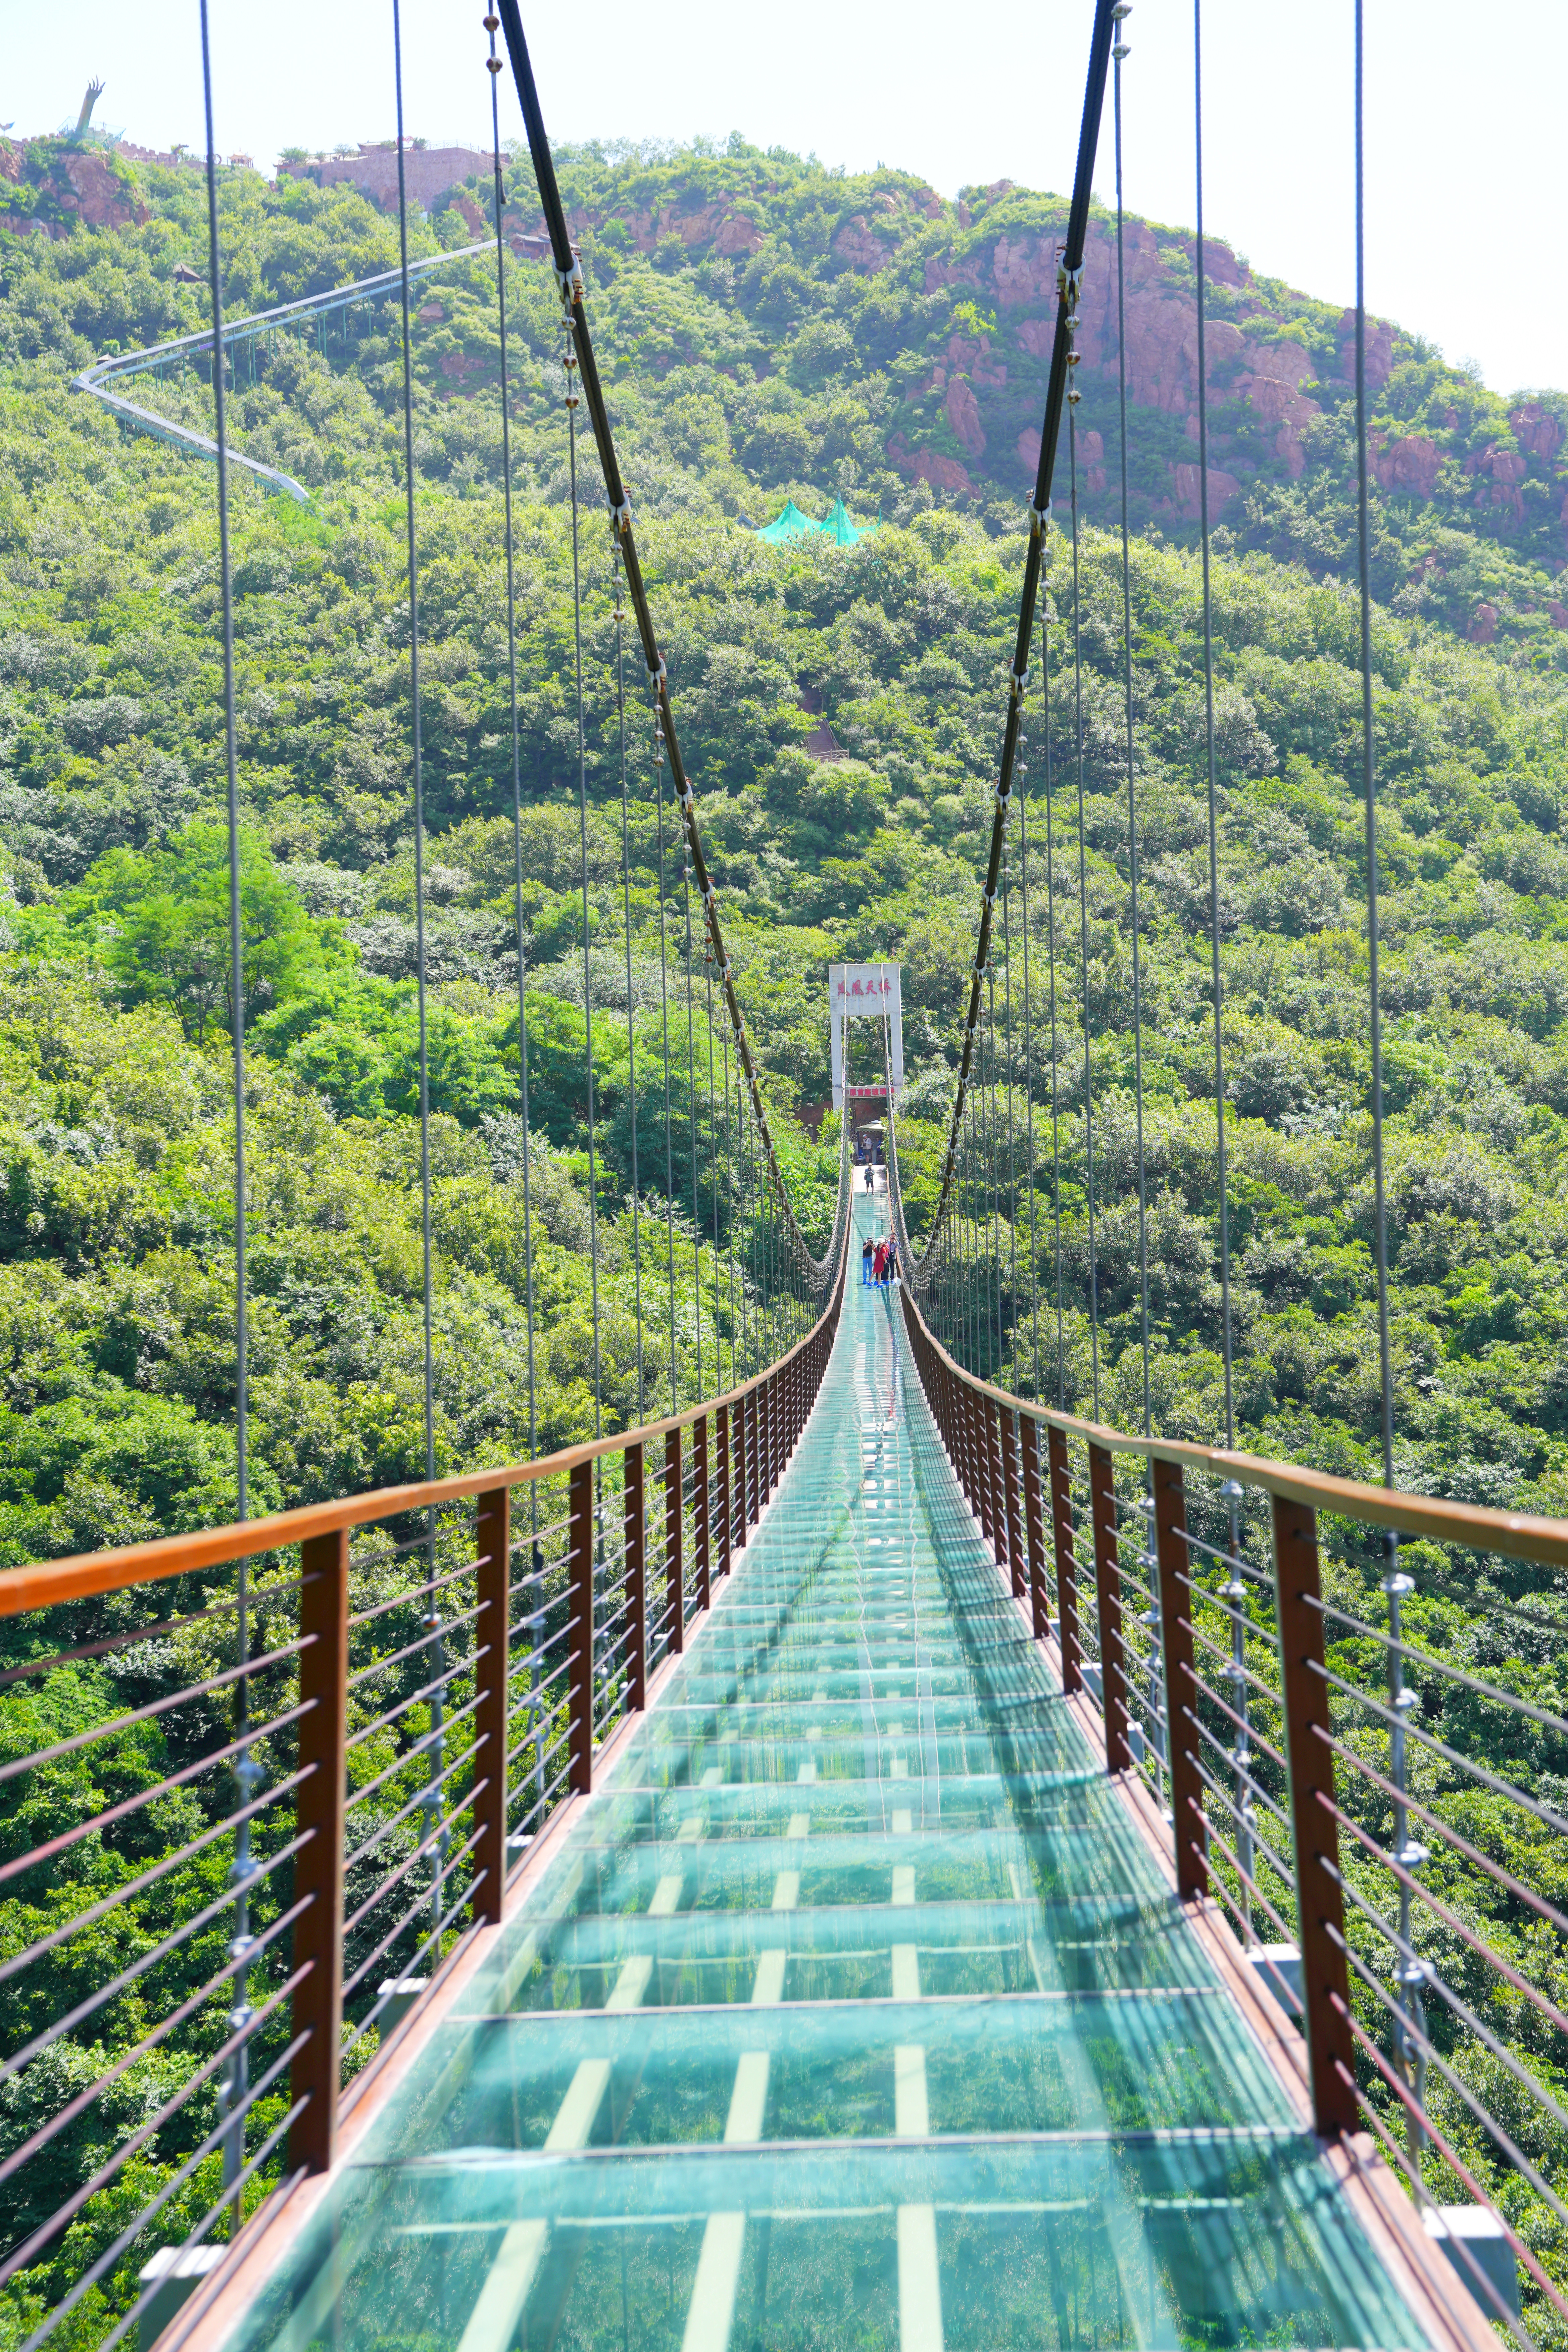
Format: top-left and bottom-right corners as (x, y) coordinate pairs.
(873, 1238), (889, 1285)
(861, 1235), (875, 1285)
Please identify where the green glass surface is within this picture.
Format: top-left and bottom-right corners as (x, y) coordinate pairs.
(216, 1198), (1430, 2352)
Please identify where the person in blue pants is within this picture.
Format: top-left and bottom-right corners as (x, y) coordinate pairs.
(861, 1237), (875, 1285)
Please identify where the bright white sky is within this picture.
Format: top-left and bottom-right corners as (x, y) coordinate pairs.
(3, 0), (1562, 397)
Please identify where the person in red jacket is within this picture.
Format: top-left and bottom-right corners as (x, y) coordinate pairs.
(873, 1239), (889, 1284)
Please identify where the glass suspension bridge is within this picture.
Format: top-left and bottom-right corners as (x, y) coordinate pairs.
(3, 3), (1565, 2351)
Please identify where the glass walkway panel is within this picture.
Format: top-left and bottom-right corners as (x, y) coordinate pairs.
(218, 1198), (1428, 2352)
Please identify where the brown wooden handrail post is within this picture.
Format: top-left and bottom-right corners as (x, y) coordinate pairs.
(1087, 1441), (1131, 1772)
(1153, 1458), (1206, 1901)
(751, 1380), (763, 1512)
(963, 1384), (982, 1525)
(980, 1395), (1001, 1558)
(472, 1485), (510, 1927)
(569, 1457), (594, 1793)
(1274, 1493), (1358, 2136)
(665, 1425), (684, 1651)
(715, 1403), (732, 1581)
(1047, 1426), (1083, 1695)
(734, 1391), (749, 1551)
(1021, 1415), (1048, 1639)
(693, 1415), (711, 1609)
(625, 1442), (646, 1712)
(1001, 1407), (1024, 1600)
(290, 1524), (349, 2176)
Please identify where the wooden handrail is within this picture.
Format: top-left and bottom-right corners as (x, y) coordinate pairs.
(0, 1254), (850, 1621)
(898, 1289), (1568, 1571)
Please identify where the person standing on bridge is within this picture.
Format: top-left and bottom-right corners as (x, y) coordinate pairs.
(873, 1238), (889, 1284)
(861, 1235), (875, 1285)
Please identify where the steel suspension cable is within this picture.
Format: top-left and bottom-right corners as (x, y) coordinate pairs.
(706, 961), (722, 1386)
(1114, 12), (1153, 1441)
(1070, 405), (1101, 1420)
(198, 1), (255, 2211)
(1194, 0), (1254, 1938)
(653, 695), (678, 1411)
(488, 43), (539, 1510)
(723, 1025), (738, 1385)
(1017, 763), (1043, 1400)
(1355, 8), (1394, 1500)
(1194, 0), (1236, 1452)
(1043, 589), (1066, 1407)
(987, 970), (1000, 1381)
(611, 543), (643, 1419)
(565, 329), (603, 1439)
(681, 821), (702, 1394)
(1001, 845), (1018, 1388)
(392, 0), (445, 1926)
(1353, 0), (1423, 2139)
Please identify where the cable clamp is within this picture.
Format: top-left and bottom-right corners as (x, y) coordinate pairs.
(1029, 496), (1051, 533)
(679, 781), (695, 811)
(646, 656), (667, 689)
(1007, 663), (1027, 701)
(981, 886), (996, 908)
(555, 259), (585, 305)
(608, 496), (632, 535)
(994, 785), (1012, 811)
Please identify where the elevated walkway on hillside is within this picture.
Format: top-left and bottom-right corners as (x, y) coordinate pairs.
(196, 1197), (1444, 2352)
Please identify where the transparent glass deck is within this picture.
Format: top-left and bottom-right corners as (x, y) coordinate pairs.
(223, 1198), (1428, 2352)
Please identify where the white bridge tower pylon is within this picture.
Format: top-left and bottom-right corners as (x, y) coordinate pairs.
(830, 961), (903, 1114)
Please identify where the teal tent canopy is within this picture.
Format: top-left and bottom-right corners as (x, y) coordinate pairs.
(756, 496), (880, 546)
(756, 499), (824, 543)
(823, 496), (878, 545)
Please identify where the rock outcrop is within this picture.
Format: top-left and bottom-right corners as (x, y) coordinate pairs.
(886, 435), (977, 497)
(1171, 461), (1244, 520)
(1511, 402), (1563, 463)
(282, 143), (491, 215)
(1374, 434), (1443, 499)
(945, 377), (985, 460)
(1467, 443), (1529, 526)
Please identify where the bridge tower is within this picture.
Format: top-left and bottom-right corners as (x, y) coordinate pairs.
(829, 959), (903, 1121)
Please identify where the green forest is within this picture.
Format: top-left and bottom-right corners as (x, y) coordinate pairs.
(1, 121), (1567, 2349)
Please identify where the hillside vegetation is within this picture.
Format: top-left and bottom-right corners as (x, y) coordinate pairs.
(0, 128), (1567, 2345)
